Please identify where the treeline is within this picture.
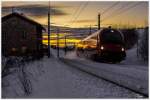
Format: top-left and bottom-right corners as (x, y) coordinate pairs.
(138, 27), (148, 61)
(121, 27), (148, 61)
(121, 29), (138, 49)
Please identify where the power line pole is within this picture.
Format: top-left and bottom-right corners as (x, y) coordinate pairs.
(65, 35), (67, 55)
(47, 1), (51, 58)
(57, 28), (59, 58)
(89, 25), (92, 35)
(12, 7), (14, 13)
(137, 40), (139, 58)
(98, 13), (101, 30)
(97, 13), (101, 49)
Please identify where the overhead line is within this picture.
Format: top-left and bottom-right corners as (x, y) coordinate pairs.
(65, 2), (83, 27)
(71, 2), (89, 27)
(102, 2), (130, 20)
(101, 2), (120, 15)
(101, 2), (142, 22)
(96, 2), (120, 28)
(115, 2), (131, 13)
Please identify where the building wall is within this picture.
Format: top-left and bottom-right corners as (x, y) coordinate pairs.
(2, 16), (41, 56)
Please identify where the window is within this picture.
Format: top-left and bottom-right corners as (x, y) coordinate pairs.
(22, 46), (27, 53)
(3, 33), (7, 40)
(101, 29), (123, 44)
(22, 31), (27, 39)
(12, 48), (17, 52)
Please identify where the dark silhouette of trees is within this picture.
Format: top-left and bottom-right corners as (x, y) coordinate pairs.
(121, 29), (138, 49)
(138, 27), (148, 61)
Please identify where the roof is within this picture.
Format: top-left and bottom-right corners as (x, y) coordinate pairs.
(82, 28), (124, 42)
(2, 12), (45, 30)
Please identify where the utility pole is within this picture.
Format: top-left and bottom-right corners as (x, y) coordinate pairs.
(12, 7), (14, 13)
(89, 25), (92, 35)
(65, 35), (67, 55)
(137, 40), (139, 58)
(98, 13), (101, 30)
(97, 13), (101, 49)
(47, 1), (51, 58)
(57, 28), (59, 58)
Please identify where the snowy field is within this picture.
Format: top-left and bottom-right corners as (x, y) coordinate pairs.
(61, 57), (148, 96)
(2, 46), (148, 98)
(2, 28), (148, 98)
(2, 57), (143, 98)
(55, 47), (148, 96)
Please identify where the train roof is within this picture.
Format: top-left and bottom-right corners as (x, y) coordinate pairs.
(81, 28), (124, 42)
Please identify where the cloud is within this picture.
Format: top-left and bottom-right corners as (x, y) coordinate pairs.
(70, 19), (96, 24)
(2, 4), (68, 17)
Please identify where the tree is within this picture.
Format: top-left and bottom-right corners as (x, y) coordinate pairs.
(138, 27), (148, 61)
(121, 29), (138, 49)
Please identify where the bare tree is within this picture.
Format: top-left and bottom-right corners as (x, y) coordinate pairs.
(121, 28), (138, 49)
(138, 27), (148, 61)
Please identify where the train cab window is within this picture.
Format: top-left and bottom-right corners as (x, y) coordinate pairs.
(101, 29), (123, 44)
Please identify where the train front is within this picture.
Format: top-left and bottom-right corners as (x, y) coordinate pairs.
(98, 28), (126, 62)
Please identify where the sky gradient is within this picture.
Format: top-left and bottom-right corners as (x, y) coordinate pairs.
(2, 1), (148, 28)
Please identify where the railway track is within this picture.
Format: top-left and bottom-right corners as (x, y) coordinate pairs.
(60, 58), (148, 98)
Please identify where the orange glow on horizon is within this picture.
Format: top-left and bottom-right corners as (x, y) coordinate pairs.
(42, 33), (81, 47)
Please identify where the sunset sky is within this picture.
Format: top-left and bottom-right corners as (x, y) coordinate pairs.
(2, 1), (148, 28)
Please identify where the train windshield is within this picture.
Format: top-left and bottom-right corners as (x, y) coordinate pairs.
(101, 29), (123, 44)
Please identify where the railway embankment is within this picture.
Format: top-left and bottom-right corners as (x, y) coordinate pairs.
(60, 58), (148, 97)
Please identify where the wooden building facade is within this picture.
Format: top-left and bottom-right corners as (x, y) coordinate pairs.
(2, 13), (45, 57)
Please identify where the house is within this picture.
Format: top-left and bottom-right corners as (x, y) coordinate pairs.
(2, 12), (45, 57)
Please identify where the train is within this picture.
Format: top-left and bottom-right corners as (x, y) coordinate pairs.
(76, 27), (126, 63)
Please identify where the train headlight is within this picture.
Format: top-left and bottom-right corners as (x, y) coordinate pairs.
(101, 46), (104, 50)
(111, 30), (114, 32)
(121, 48), (125, 51)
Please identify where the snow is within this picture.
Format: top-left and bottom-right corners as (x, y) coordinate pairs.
(2, 56), (8, 70)
(50, 48), (65, 58)
(121, 46), (148, 66)
(2, 31), (148, 98)
(23, 57), (142, 98)
(2, 57), (43, 98)
(62, 45), (148, 96)
(121, 28), (148, 66)
(2, 54), (143, 98)
(60, 57), (148, 95)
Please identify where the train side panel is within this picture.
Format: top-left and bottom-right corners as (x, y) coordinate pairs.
(76, 28), (126, 63)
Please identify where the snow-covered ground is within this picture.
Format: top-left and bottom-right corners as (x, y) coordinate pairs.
(51, 47), (148, 87)
(121, 46), (148, 66)
(62, 46), (148, 95)
(2, 52), (144, 98)
(2, 57), (44, 98)
(2, 56), (143, 98)
(2, 46), (148, 98)
(60, 57), (148, 95)
(27, 57), (143, 98)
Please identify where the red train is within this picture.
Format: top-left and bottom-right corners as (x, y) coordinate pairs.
(76, 28), (126, 63)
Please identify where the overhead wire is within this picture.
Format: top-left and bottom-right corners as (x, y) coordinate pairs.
(64, 2), (142, 29)
(64, 2), (83, 27)
(70, 2), (89, 27)
(101, 2), (120, 15)
(94, 2), (120, 28)
(101, 2), (142, 22)
(101, 2), (130, 20)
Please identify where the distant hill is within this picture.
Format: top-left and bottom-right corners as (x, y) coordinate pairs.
(43, 25), (98, 36)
